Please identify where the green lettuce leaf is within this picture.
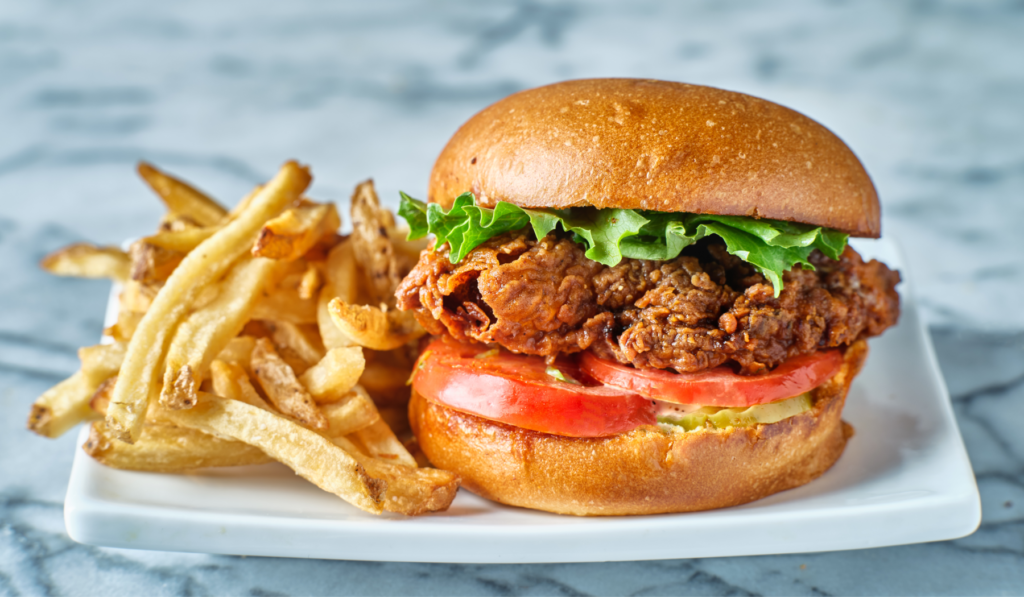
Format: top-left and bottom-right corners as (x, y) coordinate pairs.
(619, 213), (697, 260)
(401, 192), (531, 263)
(398, 192), (848, 297)
(397, 191), (430, 238)
(537, 207), (649, 265)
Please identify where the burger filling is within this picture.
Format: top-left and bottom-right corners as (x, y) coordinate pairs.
(656, 392), (813, 431)
(397, 193), (900, 436)
(396, 211), (900, 375)
(410, 335), (830, 437)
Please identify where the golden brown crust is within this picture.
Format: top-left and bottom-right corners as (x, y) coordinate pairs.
(429, 79), (880, 238)
(410, 340), (868, 516)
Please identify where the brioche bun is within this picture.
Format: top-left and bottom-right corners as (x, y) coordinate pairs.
(429, 78), (880, 237)
(410, 341), (866, 516)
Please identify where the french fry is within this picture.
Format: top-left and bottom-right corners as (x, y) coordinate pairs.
(252, 202), (341, 261)
(78, 342), (126, 388)
(147, 226), (220, 252)
(251, 286), (318, 324)
(28, 342), (122, 438)
(266, 320), (326, 374)
(89, 375), (116, 415)
(159, 214), (202, 233)
(159, 257), (279, 409)
(332, 435), (458, 516)
(301, 232), (344, 262)
(322, 388), (379, 436)
(104, 309), (141, 342)
(390, 226), (428, 269)
(318, 289), (351, 349)
(84, 419), (272, 472)
(196, 283), (227, 312)
(138, 162), (228, 227)
(158, 393), (387, 514)
(352, 418), (417, 467)
(216, 336), (256, 371)
(40, 243), (131, 282)
(251, 338), (328, 431)
(240, 320), (272, 339)
(350, 180), (403, 307)
(324, 239), (361, 305)
(108, 161), (311, 443)
(119, 280), (160, 313)
(227, 184), (264, 218)
(317, 239), (361, 349)
(33, 160), (460, 516)
(328, 298), (424, 351)
(105, 309), (144, 342)
(129, 240), (181, 284)
(27, 371), (100, 438)
(210, 360), (272, 410)
(129, 227), (220, 284)
(299, 347), (365, 403)
(298, 262), (322, 300)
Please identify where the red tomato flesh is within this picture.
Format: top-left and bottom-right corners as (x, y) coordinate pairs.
(412, 337), (657, 438)
(580, 349), (843, 408)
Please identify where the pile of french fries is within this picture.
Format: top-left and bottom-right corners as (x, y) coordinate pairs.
(29, 161), (458, 516)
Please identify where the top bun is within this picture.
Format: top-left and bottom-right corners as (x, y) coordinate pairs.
(429, 79), (880, 237)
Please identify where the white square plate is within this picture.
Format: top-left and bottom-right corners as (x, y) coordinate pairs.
(64, 237), (981, 562)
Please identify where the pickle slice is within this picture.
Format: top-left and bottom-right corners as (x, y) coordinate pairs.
(658, 392), (813, 431)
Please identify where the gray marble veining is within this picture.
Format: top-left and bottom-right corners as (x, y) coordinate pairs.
(2, 1), (1023, 595)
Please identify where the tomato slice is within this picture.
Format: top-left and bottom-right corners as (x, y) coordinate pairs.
(580, 350), (843, 408)
(412, 337), (657, 438)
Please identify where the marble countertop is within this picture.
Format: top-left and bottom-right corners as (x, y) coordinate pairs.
(2, 1), (1022, 594)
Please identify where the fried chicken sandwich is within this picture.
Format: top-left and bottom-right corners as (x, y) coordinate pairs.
(395, 78), (901, 515)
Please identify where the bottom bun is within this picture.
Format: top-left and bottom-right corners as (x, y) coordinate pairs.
(410, 341), (868, 516)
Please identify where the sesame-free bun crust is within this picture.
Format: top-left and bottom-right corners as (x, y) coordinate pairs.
(430, 79), (880, 237)
(410, 341), (867, 516)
